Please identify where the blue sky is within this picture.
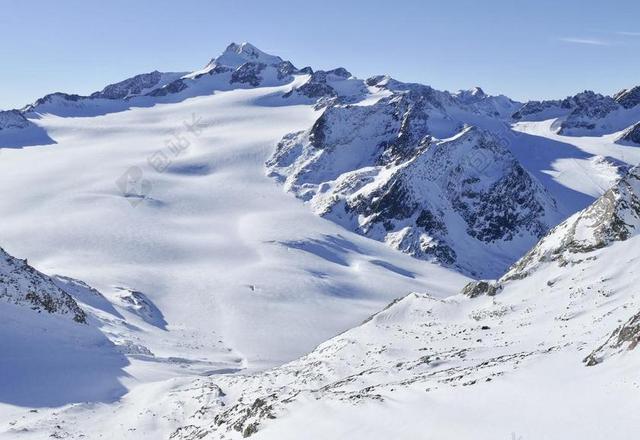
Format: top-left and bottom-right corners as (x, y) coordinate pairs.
(1, 0), (639, 109)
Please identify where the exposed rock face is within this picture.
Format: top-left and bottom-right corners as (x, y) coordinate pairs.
(143, 43), (301, 99)
(147, 79), (189, 97)
(614, 85), (640, 109)
(617, 122), (640, 145)
(21, 70), (182, 111)
(512, 91), (615, 120)
(230, 62), (267, 87)
(461, 280), (498, 298)
(268, 87), (559, 277)
(90, 70), (166, 99)
(0, 247), (86, 323)
(584, 310), (640, 366)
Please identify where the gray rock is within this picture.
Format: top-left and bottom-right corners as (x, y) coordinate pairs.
(461, 280), (498, 298)
(617, 122), (640, 145)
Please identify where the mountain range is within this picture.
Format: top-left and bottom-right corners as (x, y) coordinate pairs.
(0, 42), (639, 439)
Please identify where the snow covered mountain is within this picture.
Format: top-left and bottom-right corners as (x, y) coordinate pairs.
(1, 41), (640, 439)
(18, 43), (295, 118)
(268, 95), (559, 277)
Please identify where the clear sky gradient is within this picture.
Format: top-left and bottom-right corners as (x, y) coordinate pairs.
(1, 0), (639, 109)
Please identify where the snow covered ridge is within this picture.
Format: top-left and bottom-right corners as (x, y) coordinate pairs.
(19, 42), (318, 116)
(268, 92), (558, 277)
(0, 110), (33, 130)
(15, 41), (519, 119)
(89, 70), (184, 100)
(6, 39), (640, 141)
(0, 247), (85, 323)
(20, 70), (186, 115)
(23, 70), (186, 109)
(513, 88), (640, 136)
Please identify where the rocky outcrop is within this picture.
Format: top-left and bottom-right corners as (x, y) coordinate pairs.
(0, 247), (86, 323)
(230, 62), (267, 87)
(614, 85), (640, 109)
(584, 309), (640, 366)
(617, 122), (640, 145)
(90, 70), (170, 99)
(461, 280), (498, 298)
(147, 79), (189, 97)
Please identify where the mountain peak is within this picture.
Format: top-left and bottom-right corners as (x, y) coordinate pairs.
(455, 86), (487, 103)
(211, 41), (284, 69)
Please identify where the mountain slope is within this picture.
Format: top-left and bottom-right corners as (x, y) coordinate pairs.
(164, 167), (640, 440)
(0, 246), (131, 409)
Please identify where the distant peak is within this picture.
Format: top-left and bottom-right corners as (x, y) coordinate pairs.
(224, 42), (261, 57)
(456, 86), (487, 102)
(212, 41), (284, 69)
